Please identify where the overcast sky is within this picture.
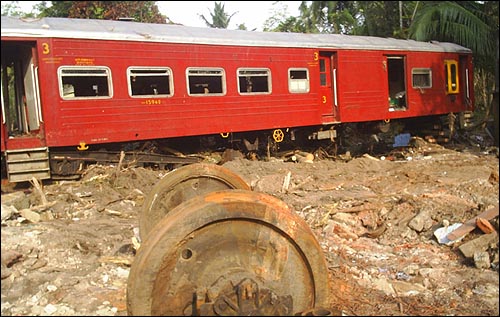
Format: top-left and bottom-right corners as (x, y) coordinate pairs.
(159, 1), (301, 30)
(1, 1), (302, 31)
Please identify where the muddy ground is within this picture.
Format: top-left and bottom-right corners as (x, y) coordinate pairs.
(1, 131), (499, 316)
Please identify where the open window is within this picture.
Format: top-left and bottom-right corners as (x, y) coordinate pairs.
(444, 60), (459, 94)
(187, 68), (225, 96)
(237, 68), (271, 94)
(128, 67), (173, 97)
(58, 66), (112, 99)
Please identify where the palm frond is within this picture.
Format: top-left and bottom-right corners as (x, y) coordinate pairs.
(409, 1), (494, 56)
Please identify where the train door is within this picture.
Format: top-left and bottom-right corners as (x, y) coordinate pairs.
(318, 52), (339, 123)
(457, 54), (474, 109)
(386, 55), (407, 111)
(1, 41), (50, 182)
(1, 41), (43, 138)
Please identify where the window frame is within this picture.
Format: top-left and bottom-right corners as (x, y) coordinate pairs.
(411, 68), (432, 89)
(58, 66), (113, 100)
(444, 59), (459, 94)
(288, 68), (310, 93)
(236, 68), (272, 95)
(127, 66), (174, 98)
(186, 67), (226, 96)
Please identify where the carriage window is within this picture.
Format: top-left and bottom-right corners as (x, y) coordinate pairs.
(444, 60), (459, 94)
(237, 68), (271, 94)
(412, 68), (432, 88)
(319, 59), (327, 86)
(128, 67), (173, 97)
(187, 68), (225, 96)
(58, 66), (112, 99)
(288, 69), (309, 93)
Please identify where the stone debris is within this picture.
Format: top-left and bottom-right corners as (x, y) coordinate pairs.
(1, 141), (498, 316)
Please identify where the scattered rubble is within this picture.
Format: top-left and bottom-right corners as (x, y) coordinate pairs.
(1, 136), (499, 316)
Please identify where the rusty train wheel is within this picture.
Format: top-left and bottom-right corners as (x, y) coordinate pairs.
(127, 189), (330, 316)
(139, 163), (250, 240)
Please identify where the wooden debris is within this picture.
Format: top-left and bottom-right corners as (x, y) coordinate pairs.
(159, 146), (186, 157)
(288, 151), (314, 163)
(98, 256), (132, 266)
(361, 222), (387, 239)
(446, 204), (499, 241)
(330, 202), (379, 214)
(362, 153), (380, 161)
(30, 201), (57, 212)
(30, 177), (48, 205)
(105, 208), (122, 216)
(329, 221), (359, 240)
(476, 218), (495, 234)
(116, 151), (126, 172)
(282, 171), (291, 192)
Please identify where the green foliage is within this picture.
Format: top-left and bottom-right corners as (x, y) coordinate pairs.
(236, 23), (249, 31)
(267, 1), (414, 36)
(308, 1), (359, 34)
(37, 1), (73, 17)
(263, 1), (297, 32)
(357, 1), (411, 38)
(198, 1), (237, 29)
(16, 1), (168, 23)
(1, 1), (22, 16)
(1, 1), (39, 17)
(409, 1), (495, 57)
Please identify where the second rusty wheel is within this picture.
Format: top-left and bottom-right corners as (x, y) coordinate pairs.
(127, 189), (330, 316)
(139, 163), (250, 240)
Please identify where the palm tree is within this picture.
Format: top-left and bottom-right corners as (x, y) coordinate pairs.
(409, 1), (498, 145)
(409, 1), (495, 57)
(298, 1), (360, 34)
(199, 1), (237, 29)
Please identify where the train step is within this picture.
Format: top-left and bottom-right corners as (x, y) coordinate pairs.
(5, 147), (51, 182)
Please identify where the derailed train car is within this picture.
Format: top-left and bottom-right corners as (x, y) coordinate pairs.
(1, 16), (478, 316)
(1, 16), (474, 182)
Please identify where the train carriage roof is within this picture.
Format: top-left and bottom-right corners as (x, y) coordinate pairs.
(1, 16), (471, 54)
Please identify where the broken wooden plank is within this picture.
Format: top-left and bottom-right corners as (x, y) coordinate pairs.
(30, 177), (48, 205)
(98, 256), (132, 266)
(446, 204), (499, 241)
(329, 202), (380, 214)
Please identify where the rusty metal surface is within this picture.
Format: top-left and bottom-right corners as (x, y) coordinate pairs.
(139, 163), (251, 240)
(127, 189), (330, 316)
(196, 277), (294, 315)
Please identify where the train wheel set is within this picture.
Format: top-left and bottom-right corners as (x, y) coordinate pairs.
(126, 163), (333, 316)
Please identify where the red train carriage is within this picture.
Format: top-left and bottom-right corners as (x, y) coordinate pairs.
(1, 16), (474, 182)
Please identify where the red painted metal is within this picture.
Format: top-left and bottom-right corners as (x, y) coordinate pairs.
(1, 17), (475, 157)
(33, 39), (322, 148)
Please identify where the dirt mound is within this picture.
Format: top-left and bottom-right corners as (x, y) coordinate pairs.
(1, 139), (499, 316)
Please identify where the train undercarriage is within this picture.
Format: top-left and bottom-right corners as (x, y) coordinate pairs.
(1, 111), (474, 183)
